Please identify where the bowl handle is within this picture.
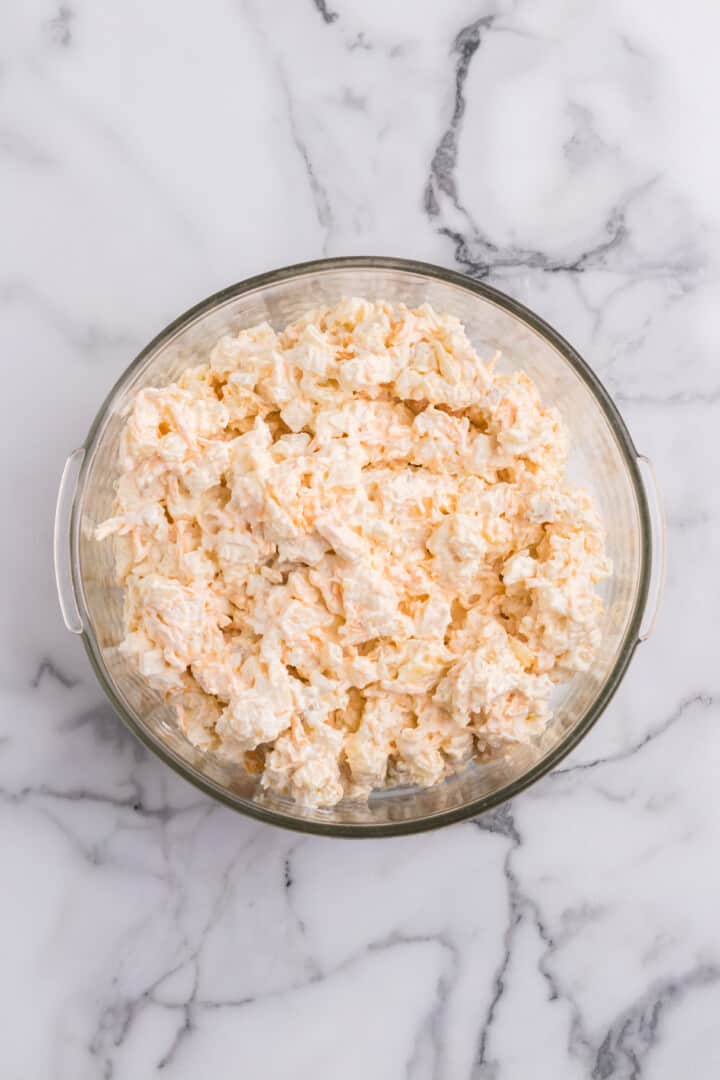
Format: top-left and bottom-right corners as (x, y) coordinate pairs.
(54, 448), (86, 634)
(636, 454), (666, 642)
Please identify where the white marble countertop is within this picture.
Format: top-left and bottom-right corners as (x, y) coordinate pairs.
(4, 1), (719, 1076)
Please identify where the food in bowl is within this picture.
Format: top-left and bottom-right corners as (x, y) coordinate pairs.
(95, 297), (611, 807)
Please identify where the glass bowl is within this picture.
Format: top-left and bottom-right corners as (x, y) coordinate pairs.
(54, 257), (664, 836)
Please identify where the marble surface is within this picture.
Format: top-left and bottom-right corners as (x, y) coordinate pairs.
(3, 1), (719, 1076)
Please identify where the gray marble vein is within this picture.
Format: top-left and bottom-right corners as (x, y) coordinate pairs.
(312, 0), (339, 26)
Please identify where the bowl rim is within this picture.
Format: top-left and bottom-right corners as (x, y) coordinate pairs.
(72, 255), (651, 837)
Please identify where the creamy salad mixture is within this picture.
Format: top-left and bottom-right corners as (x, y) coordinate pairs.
(96, 298), (611, 807)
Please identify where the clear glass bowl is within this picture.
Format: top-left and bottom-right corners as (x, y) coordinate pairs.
(54, 258), (663, 836)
